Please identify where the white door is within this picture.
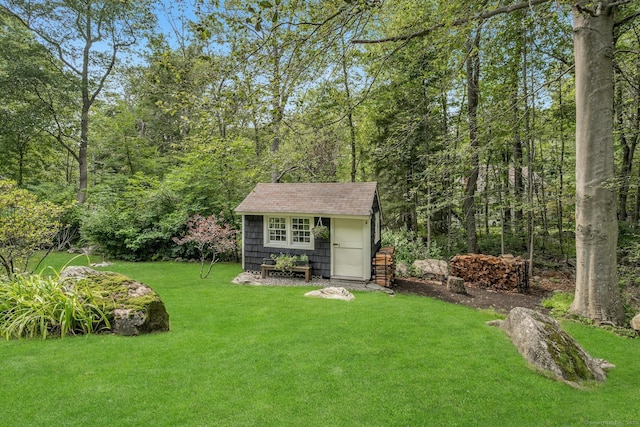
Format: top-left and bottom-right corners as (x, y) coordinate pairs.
(332, 218), (365, 279)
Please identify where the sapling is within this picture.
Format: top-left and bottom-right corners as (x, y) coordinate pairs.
(174, 214), (236, 279)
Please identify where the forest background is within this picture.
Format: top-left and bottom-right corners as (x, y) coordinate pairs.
(1, 0), (640, 311)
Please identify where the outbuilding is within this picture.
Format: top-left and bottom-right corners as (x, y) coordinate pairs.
(234, 182), (382, 282)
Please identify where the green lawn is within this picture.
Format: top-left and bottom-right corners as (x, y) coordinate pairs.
(1, 253), (639, 426)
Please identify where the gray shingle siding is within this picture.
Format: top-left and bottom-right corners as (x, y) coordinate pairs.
(243, 215), (331, 278)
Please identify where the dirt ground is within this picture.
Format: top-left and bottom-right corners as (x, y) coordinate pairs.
(392, 268), (576, 314)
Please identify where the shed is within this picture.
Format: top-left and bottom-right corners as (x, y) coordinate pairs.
(234, 182), (382, 281)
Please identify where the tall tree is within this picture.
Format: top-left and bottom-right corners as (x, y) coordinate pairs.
(569, 1), (625, 325)
(0, 0), (154, 203)
(0, 14), (74, 189)
(353, 0), (633, 324)
(463, 26), (481, 254)
(211, 1), (321, 182)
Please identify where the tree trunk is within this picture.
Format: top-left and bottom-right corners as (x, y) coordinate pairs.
(464, 29), (481, 254)
(556, 75), (567, 259)
(340, 44), (357, 183)
(616, 80), (634, 222)
(17, 139), (25, 187)
(523, 29), (535, 277)
(423, 82), (432, 250)
(270, 36), (283, 183)
(78, 103), (89, 204)
(513, 120), (524, 236)
(570, 2), (624, 325)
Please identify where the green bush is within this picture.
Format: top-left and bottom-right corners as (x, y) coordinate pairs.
(381, 227), (443, 266)
(541, 292), (574, 317)
(615, 225), (640, 324)
(0, 270), (109, 340)
(0, 179), (66, 278)
(81, 174), (186, 261)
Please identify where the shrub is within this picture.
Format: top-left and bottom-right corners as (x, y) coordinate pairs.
(80, 175), (184, 261)
(0, 179), (66, 279)
(541, 292), (574, 317)
(381, 227), (442, 266)
(0, 269), (109, 340)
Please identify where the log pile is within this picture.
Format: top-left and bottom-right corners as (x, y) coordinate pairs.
(449, 254), (528, 292)
(372, 246), (395, 287)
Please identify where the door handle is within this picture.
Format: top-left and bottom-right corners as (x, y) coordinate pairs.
(333, 243), (340, 247)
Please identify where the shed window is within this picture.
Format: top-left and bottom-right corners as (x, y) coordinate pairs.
(268, 217), (287, 242)
(291, 218), (311, 244)
(265, 216), (313, 249)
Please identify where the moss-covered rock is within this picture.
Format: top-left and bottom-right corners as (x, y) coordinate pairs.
(488, 307), (614, 388)
(60, 266), (170, 336)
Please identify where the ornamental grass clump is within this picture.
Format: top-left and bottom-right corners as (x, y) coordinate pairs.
(0, 270), (109, 340)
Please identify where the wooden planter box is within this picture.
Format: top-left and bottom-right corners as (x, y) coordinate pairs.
(260, 264), (312, 282)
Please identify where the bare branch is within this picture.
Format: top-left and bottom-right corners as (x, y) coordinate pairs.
(352, 0), (554, 44)
(615, 9), (640, 28)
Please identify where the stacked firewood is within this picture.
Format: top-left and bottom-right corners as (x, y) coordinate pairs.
(449, 254), (528, 292)
(372, 246), (395, 287)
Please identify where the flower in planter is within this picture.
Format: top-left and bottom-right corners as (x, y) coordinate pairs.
(274, 253), (296, 271)
(312, 225), (329, 240)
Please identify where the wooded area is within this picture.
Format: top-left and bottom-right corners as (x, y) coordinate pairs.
(1, 1), (640, 325)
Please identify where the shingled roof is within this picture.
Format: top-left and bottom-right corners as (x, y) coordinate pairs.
(235, 182), (378, 217)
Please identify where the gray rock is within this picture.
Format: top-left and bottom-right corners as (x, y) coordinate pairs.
(304, 287), (355, 301)
(631, 313), (640, 332)
(489, 307), (613, 387)
(412, 259), (448, 280)
(90, 261), (113, 267)
(395, 262), (409, 277)
(232, 272), (260, 285)
(446, 276), (467, 294)
(365, 282), (395, 296)
(59, 266), (170, 336)
(59, 265), (106, 281)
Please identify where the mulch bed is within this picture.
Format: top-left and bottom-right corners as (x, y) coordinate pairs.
(392, 268), (575, 314)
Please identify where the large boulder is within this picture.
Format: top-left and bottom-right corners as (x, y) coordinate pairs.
(60, 266), (170, 336)
(488, 307), (613, 387)
(412, 259), (448, 281)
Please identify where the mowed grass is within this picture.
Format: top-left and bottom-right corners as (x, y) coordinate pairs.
(1, 253), (639, 426)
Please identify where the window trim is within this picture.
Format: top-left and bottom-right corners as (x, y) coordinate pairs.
(264, 215), (314, 250)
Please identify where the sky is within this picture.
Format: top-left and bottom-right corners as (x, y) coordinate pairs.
(154, 1), (199, 47)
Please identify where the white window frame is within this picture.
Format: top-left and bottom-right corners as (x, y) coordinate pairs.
(264, 215), (314, 250)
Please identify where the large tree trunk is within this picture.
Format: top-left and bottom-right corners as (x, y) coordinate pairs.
(570, 2), (625, 325)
